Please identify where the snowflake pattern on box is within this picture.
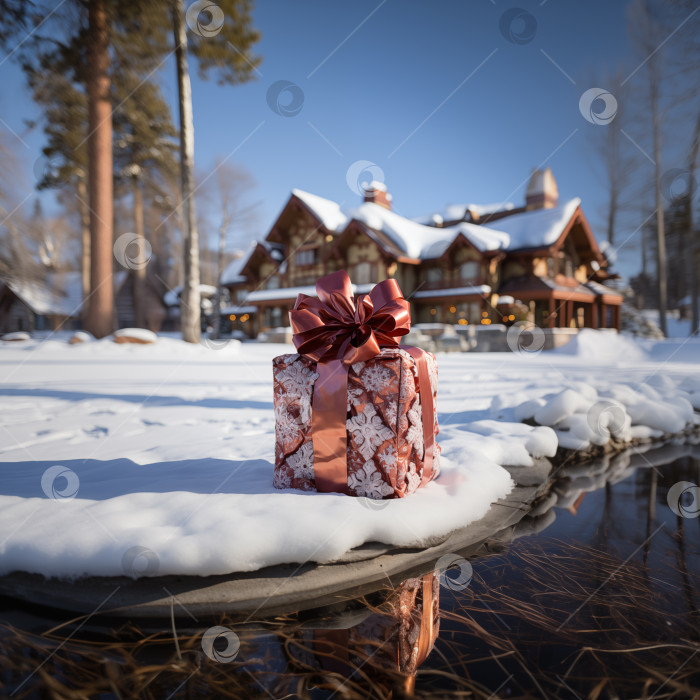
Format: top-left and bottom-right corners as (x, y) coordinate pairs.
(272, 347), (440, 498)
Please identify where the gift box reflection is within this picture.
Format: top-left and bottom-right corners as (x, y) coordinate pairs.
(288, 572), (440, 685)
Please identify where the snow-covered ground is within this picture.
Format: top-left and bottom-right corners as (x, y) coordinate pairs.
(641, 308), (696, 339)
(0, 329), (698, 580)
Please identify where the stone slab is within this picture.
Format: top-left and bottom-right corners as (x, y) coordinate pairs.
(0, 460), (552, 620)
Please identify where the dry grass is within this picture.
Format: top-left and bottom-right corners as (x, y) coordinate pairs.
(1, 537), (699, 699)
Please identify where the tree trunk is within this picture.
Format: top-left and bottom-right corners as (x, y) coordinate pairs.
(650, 78), (667, 337)
(212, 216), (229, 339)
(689, 115), (700, 337)
(172, 0), (200, 343)
(85, 0), (114, 339)
(132, 174), (147, 328)
(607, 190), (617, 245)
(76, 176), (91, 321)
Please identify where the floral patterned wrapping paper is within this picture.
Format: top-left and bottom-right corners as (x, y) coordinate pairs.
(272, 346), (440, 498)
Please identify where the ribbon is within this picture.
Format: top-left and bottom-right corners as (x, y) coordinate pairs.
(289, 270), (435, 494)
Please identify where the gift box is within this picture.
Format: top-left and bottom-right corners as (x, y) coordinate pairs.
(272, 270), (440, 498)
(273, 346), (440, 497)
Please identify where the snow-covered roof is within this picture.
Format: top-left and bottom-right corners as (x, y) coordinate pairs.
(244, 283), (375, 304)
(221, 241), (286, 286)
(280, 190), (585, 263)
(482, 198), (581, 250)
(292, 189), (349, 232)
(292, 190), (580, 260)
(164, 283), (218, 307)
(585, 280), (624, 297)
(412, 285), (491, 298)
(5, 272), (83, 317)
(414, 201), (515, 225)
(220, 249), (251, 285)
(349, 202), (455, 259)
(221, 304), (257, 315)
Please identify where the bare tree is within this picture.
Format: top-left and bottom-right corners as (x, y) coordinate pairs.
(207, 160), (256, 338)
(628, 0), (670, 336)
(592, 70), (639, 246)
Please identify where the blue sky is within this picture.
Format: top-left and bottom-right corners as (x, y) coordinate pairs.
(2, 0), (653, 276)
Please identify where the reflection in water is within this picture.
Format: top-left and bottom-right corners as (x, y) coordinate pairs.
(287, 573), (440, 696)
(0, 443), (699, 698)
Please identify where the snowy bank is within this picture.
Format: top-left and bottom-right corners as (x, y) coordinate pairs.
(0, 330), (697, 580)
(497, 330), (700, 454)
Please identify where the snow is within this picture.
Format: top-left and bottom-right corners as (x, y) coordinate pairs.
(1, 332), (31, 342)
(556, 328), (648, 362)
(0, 329), (698, 580)
(414, 202), (515, 225)
(412, 285), (491, 298)
(220, 249), (252, 285)
(292, 189), (349, 232)
(164, 284), (218, 307)
(482, 198), (581, 250)
(113, 328), (158, 344)
(221, 304), (257, 315)
(584, 280), (623, 298)
(245, 283), (375, 303)
(641, 309), (697, 339)
(4, 271), (83, 317)
(286, 190), (583, 262)
(69, 331), (94, 344)
(497, 331), (699, 451)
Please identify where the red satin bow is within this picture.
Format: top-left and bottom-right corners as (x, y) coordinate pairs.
(289, 270), (411, 364)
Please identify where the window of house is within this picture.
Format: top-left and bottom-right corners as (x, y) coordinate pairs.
(547, 258), (556, 278)
(563, 255), (574, 278)
(235, 289), (248, 302)
(426, 267), (442, 283)
(266, 275), (280, 289)
(353, 261), (374, 285)
(295, 248), (317, 267)
(459, 261), (479, 281)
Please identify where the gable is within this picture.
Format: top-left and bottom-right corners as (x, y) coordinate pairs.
(552, 208), (604, 264)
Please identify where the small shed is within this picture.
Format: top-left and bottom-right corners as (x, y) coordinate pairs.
(0, 271), (83, 334)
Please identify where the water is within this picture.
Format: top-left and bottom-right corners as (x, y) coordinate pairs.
(1, 443), (699, 699)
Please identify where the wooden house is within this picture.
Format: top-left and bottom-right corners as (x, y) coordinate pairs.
(0, 271), (82, 334)
(221, 169), (622, 337)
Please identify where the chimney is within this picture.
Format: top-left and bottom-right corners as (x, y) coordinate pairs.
(525, 167), (558, 210)
(363, 180), (392, 210)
